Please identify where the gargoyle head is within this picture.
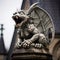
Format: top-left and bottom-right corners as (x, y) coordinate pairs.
(12, 10), (29, 24)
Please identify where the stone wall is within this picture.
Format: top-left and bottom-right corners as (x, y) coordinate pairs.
(0, 55), (4, 60)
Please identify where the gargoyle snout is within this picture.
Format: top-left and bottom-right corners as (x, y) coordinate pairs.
(12, 15), (19, 20)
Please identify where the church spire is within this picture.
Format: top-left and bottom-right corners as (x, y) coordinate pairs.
(0, 24), (4, 37)
(0, 24), (6, 54)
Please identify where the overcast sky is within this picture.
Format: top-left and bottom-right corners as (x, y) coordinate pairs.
(0, 0), (23, 51)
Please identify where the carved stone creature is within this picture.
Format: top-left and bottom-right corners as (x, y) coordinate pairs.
(12, 3), (55, 52)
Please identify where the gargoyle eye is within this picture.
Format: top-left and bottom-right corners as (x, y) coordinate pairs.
(13, 12), (17, 15)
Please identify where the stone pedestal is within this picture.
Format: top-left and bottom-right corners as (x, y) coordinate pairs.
(12, 53), (52, 60)
(12, 48), (52, 60)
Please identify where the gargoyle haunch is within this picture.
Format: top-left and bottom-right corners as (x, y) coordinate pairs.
(12, 3), (55, 50)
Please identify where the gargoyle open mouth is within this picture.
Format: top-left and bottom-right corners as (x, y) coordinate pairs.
(12, 15), (24, 24)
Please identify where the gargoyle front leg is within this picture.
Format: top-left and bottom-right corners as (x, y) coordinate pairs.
(22, 34), (39, 48)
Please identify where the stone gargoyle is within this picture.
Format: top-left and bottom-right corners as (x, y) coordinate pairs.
(12, 3), (55, 53)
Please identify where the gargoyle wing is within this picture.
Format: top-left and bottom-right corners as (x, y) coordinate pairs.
(27, 3), (55, 43)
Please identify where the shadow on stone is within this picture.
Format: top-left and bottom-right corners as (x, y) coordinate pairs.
(12, 53), (52, 60)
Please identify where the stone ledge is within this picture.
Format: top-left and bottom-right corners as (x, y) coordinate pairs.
(12, 53), (52, 60)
